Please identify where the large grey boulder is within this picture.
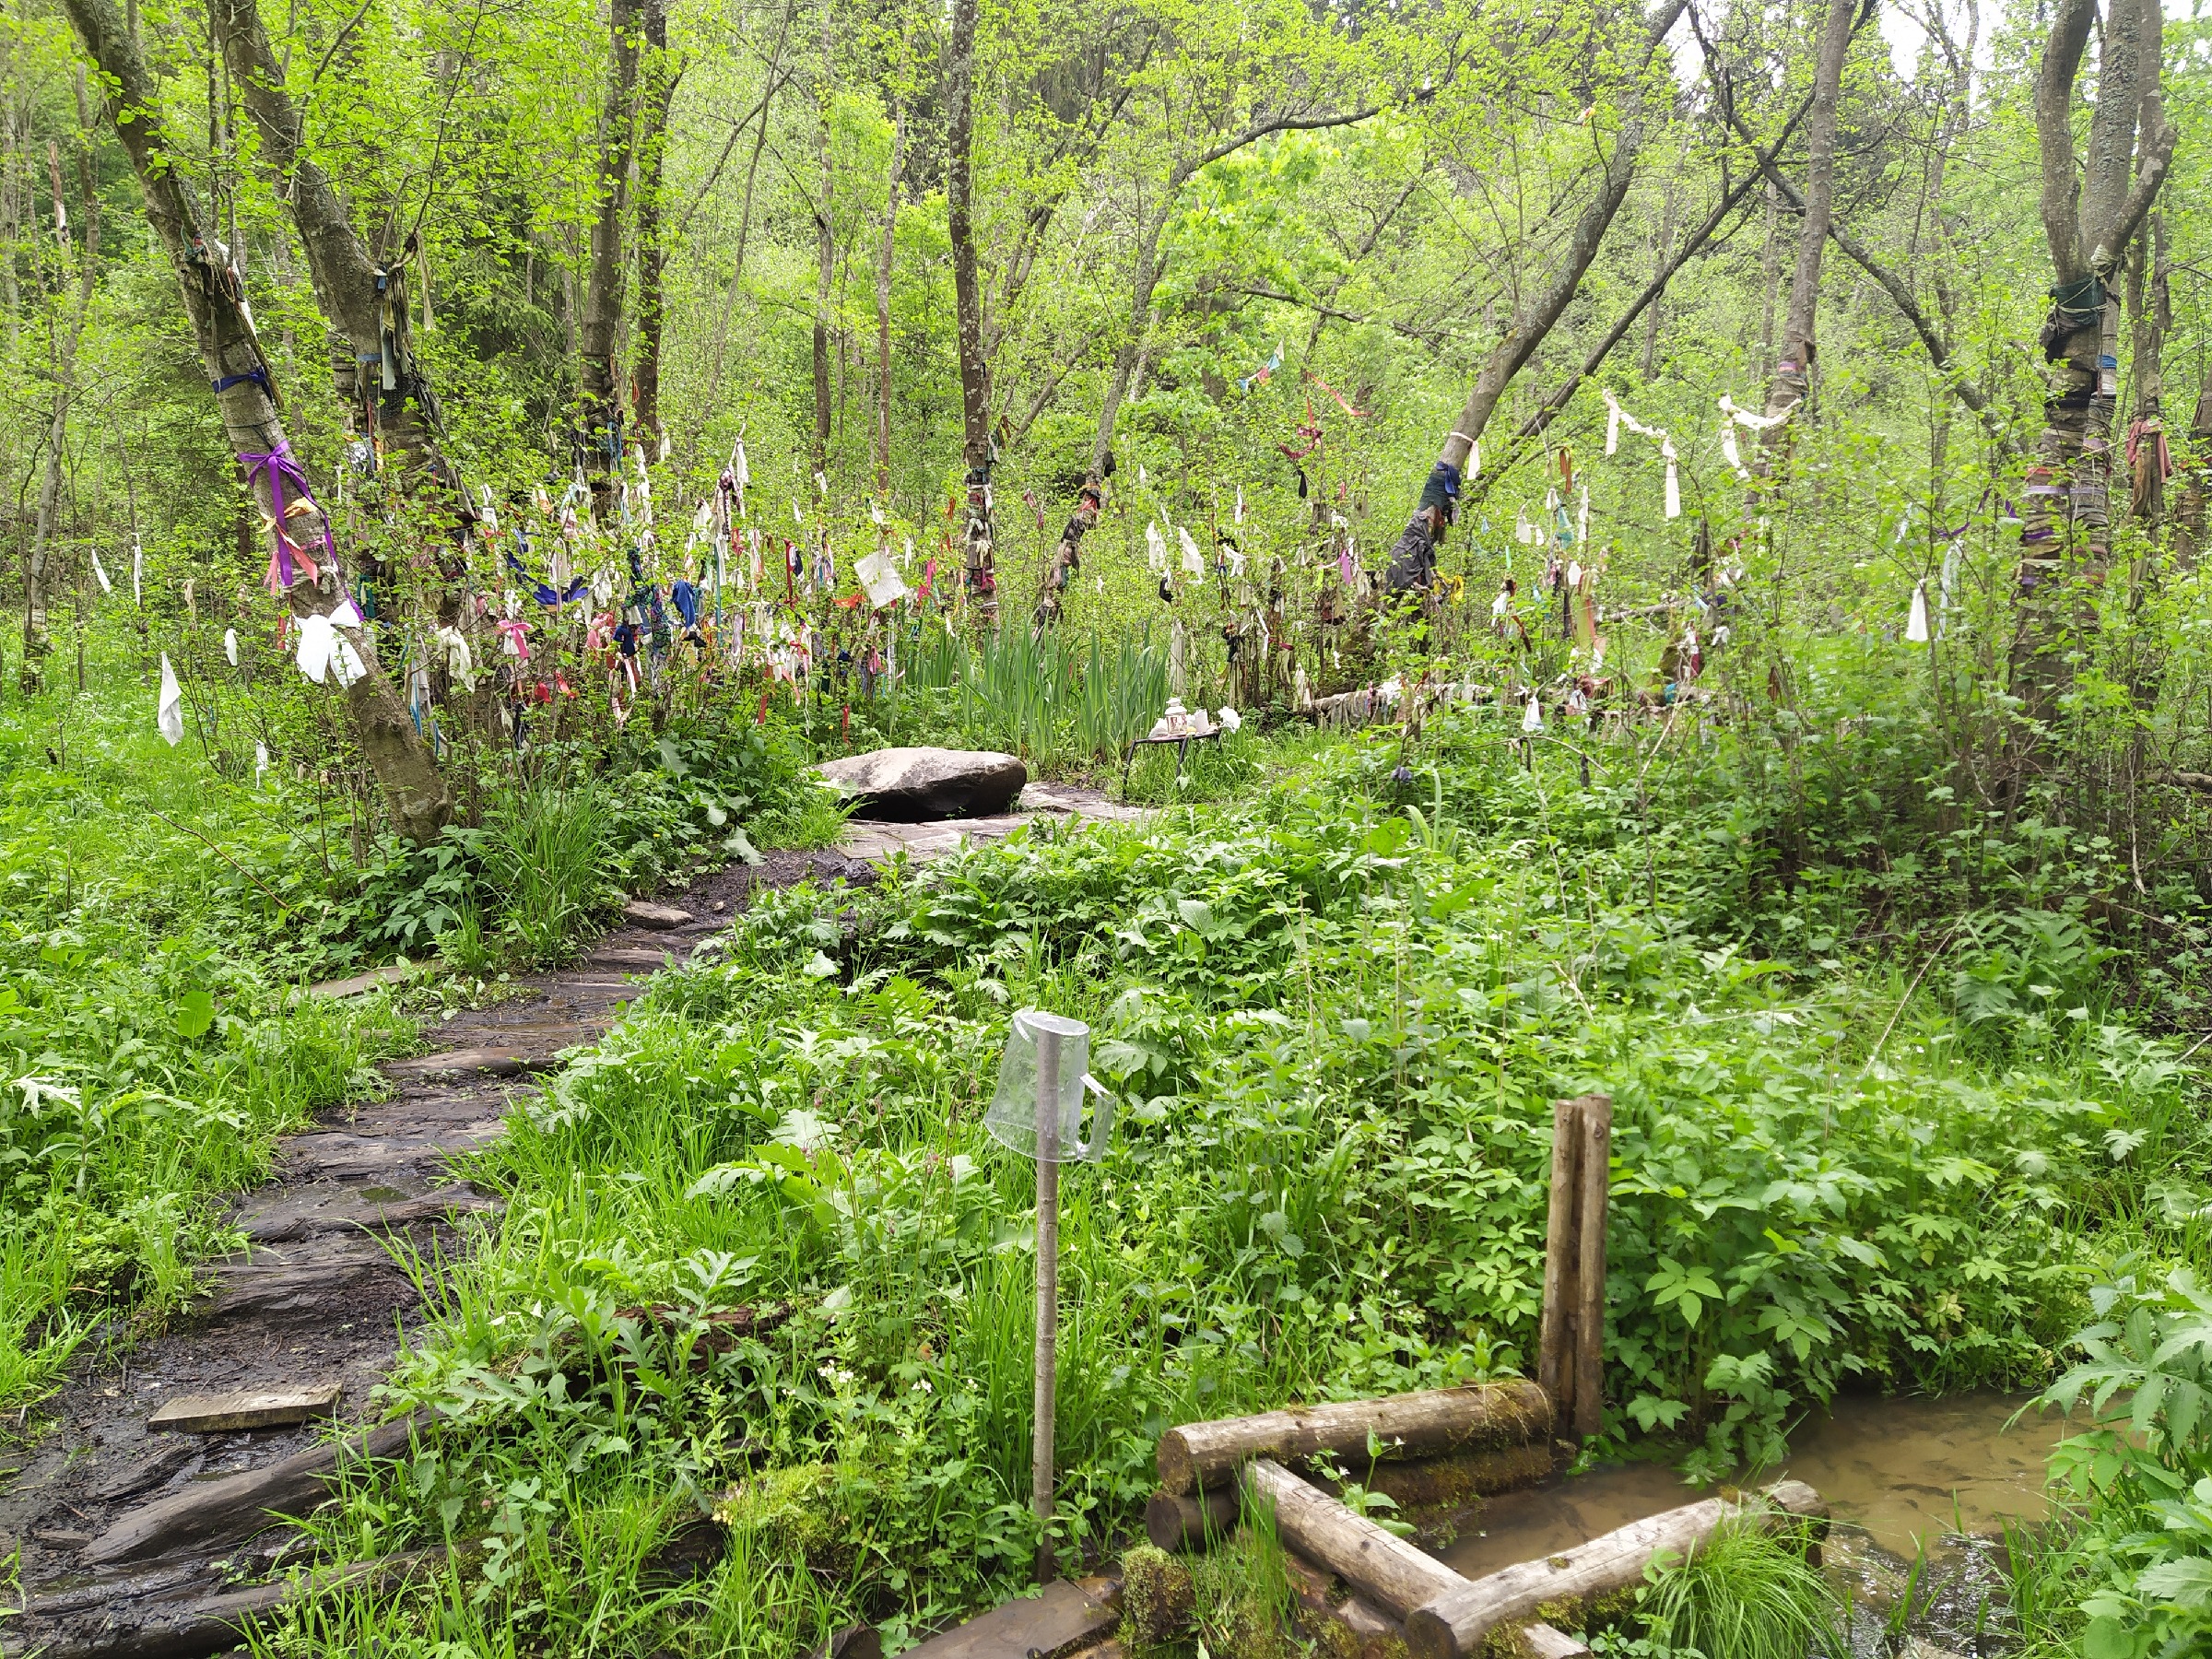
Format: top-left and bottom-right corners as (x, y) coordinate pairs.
(815, 747), (1028, 821)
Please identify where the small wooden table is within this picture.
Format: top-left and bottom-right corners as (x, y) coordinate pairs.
(1120, 727), (1223, 794)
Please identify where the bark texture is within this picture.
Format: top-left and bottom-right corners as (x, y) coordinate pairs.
(1747, 0), (1857, 497)
(62, 0), (451, 842)
(582, 0), (645, 524)
(1157, 1381), (1551, 1495)
(945, 0), (996, 617)
(631, 0), (678, 447)
(2015, 0), (2173, 724)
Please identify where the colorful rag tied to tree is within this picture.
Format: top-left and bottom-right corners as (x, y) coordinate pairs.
(240, 439), (334, 594)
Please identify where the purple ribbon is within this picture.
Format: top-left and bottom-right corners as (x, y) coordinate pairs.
(239, 439), (335, 591)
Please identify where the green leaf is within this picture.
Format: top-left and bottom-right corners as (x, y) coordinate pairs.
(174, 988), (216, 1039)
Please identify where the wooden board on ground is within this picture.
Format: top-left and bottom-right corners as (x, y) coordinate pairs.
(899, 1576), (1122, 1659)
(307, 962), (429, 999)
(147, 1384), (342, 1433)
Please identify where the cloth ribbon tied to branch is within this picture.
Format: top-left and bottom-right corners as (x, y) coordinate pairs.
(240, 439), (335, 594)
(1601, 390), (1681, 519)
(1716, 394), (1793, 474)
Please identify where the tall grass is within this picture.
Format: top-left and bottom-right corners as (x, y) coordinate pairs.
(487, 778), (612, 962)
(891, 625), (1172, 771)
(1631, 1516), (1842, 1657)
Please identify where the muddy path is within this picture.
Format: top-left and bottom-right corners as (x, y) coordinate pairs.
(1, 778), (1139, 1658)
(0, 841), (877, 1659)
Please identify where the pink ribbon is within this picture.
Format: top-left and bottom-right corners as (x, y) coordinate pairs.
(496, 618), (532, 661)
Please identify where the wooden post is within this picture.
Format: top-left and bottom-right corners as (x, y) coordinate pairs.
(1536, 1094), (1612, 1442)
(1034, 1023), (1062, 1584)
(1571, 1095), (1611, 1441)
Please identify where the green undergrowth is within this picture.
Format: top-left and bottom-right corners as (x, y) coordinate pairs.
(0, 644), (830, 1417)
(253, 707), (2204, 1654)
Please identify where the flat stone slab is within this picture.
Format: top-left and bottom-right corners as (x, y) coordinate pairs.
(901, 1577), (1121, 1659)
(383, 1046), (551, 1078)
(147, 1386), (342, 1434)
(816, 747), (1028, 820)
(623, 900), (693, 929)
(306, 962), (430, 999)
(588, 945), (677, 971)
(233, 1178), (500, 1243)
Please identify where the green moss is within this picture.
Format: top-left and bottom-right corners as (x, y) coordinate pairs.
(1122, 1543), (1198, 1651)
(711, 1461), (841, 1562)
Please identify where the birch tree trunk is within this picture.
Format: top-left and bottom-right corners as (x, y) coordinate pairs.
(946, 0), (996, 619)
(1746, 0), (1857, 500)
(61, 0), (451, 841)
(582, 0), (644, 525)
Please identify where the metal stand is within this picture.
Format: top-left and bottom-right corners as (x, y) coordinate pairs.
(1032, 1023), (1062, 1584)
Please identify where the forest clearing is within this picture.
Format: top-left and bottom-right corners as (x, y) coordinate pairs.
(0, 0), (2208, 1651)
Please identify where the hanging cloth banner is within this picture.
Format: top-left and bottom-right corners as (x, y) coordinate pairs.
(224, 629), (239, 666)
(132, 533), (143, 606)
(295, 611), (367, 688)
(1601, 391), (1681, 518)
(1146, 521), (1168, 574)
(1906, 582), (1931, 643)
(433, 624), (478, 689)
(1717, 394), (1792, 476)
(1177, 526), (1206, 576)
(91, 550), (112, 594)
(503, 538), (589, 606)
(855, 547), (910, 608)
(157, 653), (184, 746)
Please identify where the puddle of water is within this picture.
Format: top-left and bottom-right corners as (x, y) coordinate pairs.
(1438, 1392), (2066, 1582)
(1772, 1393), (2065, 1559)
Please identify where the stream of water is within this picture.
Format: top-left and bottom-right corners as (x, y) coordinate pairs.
(1436, 1393), (2070, 1654)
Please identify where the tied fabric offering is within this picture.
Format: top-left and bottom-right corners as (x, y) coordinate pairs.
(241, 439), (335, 594)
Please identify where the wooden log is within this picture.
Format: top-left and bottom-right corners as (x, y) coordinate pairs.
(1316, 1441), (1560, 1512)
(1282, 1548), (1408, 1659)
(1535, 1100), (1583, 1425)
(1571, 1095), (1612, 1441)
(1144, 1487), (1241, 1551)
(1517, 1625), (1594, 1659)
(1158, 1380), (1551, 1495)
(1241, 1458), (1468, 1619)
(1402, 1479), (1830, 1659)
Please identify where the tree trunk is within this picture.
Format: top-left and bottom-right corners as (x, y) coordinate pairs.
(874, 88), (907, 498)
(810, 0), (835, 478)
(1754, 179), (1779, 380)
(582, 0), (644, 524)
(2174, 368), (2212, 571)
(1636, 166), (1681, 382)
(2014, 0), (2171, 728)
(21, 94), (95, 696)
(62, 0), (451, 842)
(1747, 0), (1857, 500)
(945, 0), (996, 618)
(214, 0), (453, 498)
(1434, 0), (1688, 485)
(630, 0), (677, 450)
(2126, 217), (2168, 527)
(1157, 1381), (1551, 1495)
